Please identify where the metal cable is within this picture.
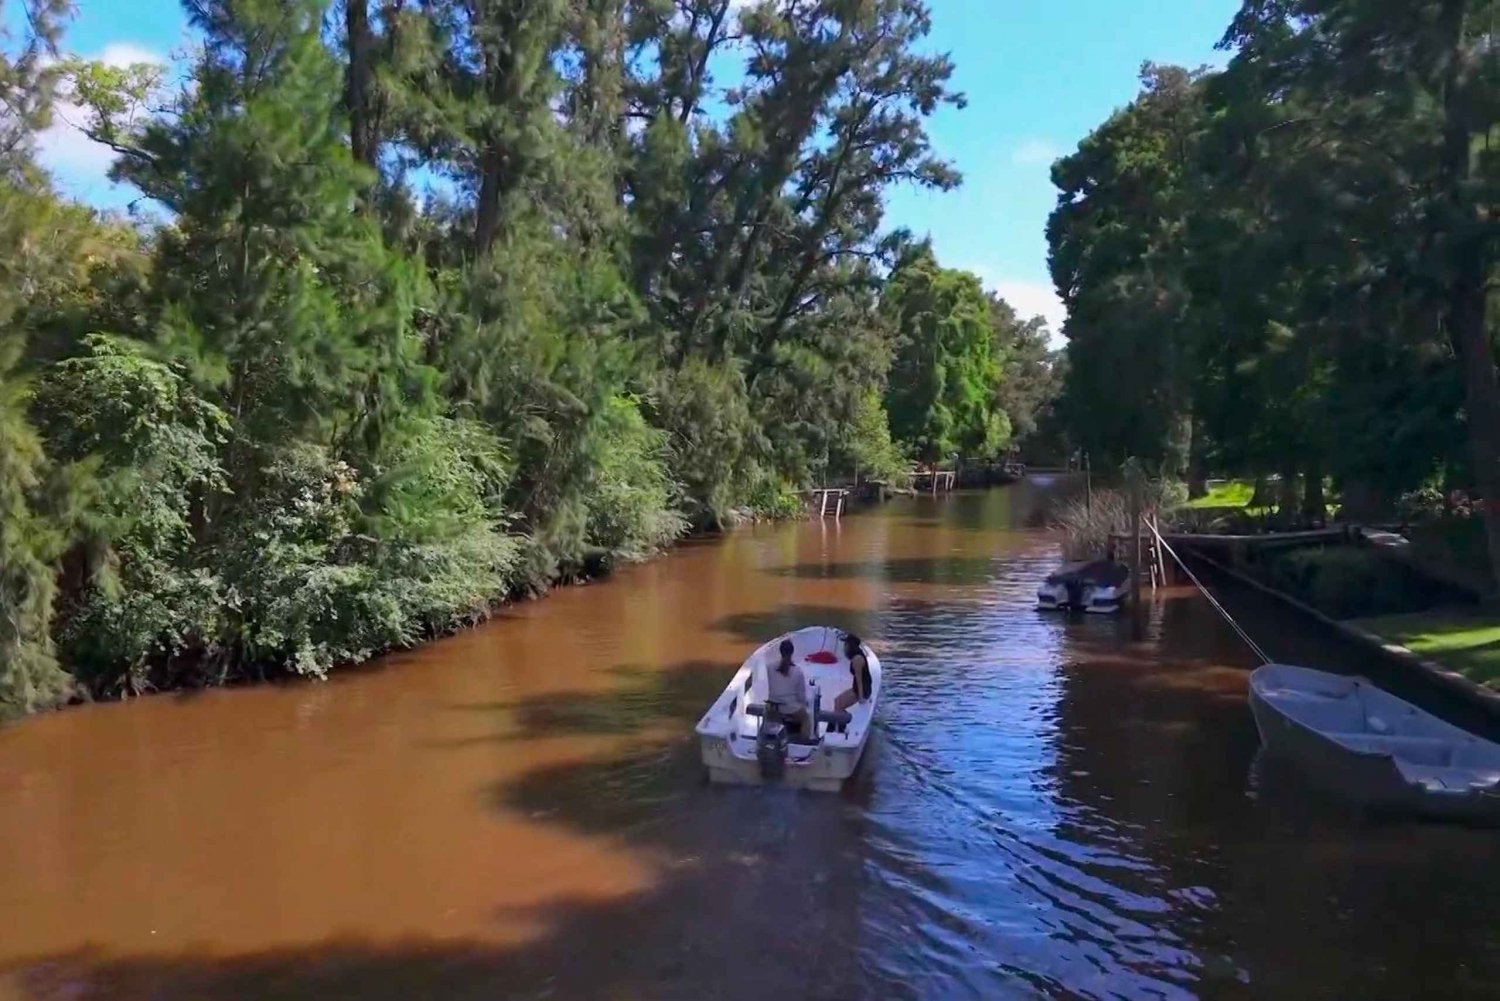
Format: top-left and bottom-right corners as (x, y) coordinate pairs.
(1147, 518), (1273, 666)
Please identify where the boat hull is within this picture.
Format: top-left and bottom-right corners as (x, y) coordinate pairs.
(1036, 559), (1130, 614)
(1249, 665), (1500, 823)
(699, 733), (872, 793)
(695, 626), (880, 794)
(1036, 580), (1125, 614)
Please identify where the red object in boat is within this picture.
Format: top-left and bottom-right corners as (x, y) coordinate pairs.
(805, 650), (838, 664)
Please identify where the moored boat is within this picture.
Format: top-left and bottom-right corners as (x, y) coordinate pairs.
(695, 626), (881, 792)
(1036, 558), (1129, 613)
(1249, 663), (1500, 822)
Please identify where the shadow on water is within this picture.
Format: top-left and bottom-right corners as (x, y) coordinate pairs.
(710, 600), (964, 648)
(7, 696), (873, 1001)
(769, 557), (1003, 586)
(427, 661), (731, 747)
(711, 606), (881, 645)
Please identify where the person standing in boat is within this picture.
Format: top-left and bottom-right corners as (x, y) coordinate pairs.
(834, 634), (872, 712)
(766, 638), (813, 737)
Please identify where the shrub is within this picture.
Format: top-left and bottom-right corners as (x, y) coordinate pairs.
(216, 422), (521, 679)
(646, 359), (767, 529)
(1265, 547), (1434, 619)
(1051, 489), (1131, 560)
(33, 334), (231, 695)
(585, 394), (687, 563)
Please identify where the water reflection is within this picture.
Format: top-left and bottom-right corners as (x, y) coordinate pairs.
(3, 487), (1500, 1000)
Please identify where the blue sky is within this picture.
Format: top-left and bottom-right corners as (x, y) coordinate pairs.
(33, 0), (1241, 341)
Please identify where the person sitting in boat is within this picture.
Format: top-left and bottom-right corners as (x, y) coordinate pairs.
(834, 633), (872, 712)
(765, 638), (812, 737)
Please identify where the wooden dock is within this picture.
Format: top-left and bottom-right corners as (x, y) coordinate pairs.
(1162, 527), (1352, 554)
(910, 469), (957, 493)
(807, 487), (849, 518)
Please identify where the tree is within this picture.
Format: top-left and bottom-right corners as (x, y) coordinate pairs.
(0, 0), (964, 711)
(1048, 64), (1209, 476)
(883, 251), (1010, 463)
(988, 295), (1059, 445)
(0, 0), (93, 715)
(1223, 0), (1500, 587)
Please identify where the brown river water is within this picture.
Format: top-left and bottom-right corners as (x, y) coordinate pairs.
(3, 481), (1499, 1000)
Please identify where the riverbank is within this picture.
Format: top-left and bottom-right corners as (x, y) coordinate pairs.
(1181, 545), (1500, 721)
(1351, 610), (1500, 688)
(7, 489), (895, 723)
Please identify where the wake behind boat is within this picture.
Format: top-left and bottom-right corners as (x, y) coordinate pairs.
(1250, 664), (1500, 822)
(695, 626), (881, 792)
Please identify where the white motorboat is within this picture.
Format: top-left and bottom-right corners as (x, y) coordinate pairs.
(695, 625), (881, 792)
(1249, 663), (1500, 822)
(1037, 558), (1130, 613)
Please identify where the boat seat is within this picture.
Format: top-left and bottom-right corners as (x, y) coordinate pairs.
(1396, 763), (1500, 793)
(1329, 733), (1456, 766)
(745, 702), (852, 737)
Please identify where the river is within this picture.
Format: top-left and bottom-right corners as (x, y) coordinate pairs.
(2, 481), (1498, 1000)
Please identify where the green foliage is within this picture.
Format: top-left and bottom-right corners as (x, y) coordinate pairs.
(837, 389), (908, 484)
(883, 252), (1012, 464)
(1180, 480), (1256, 511)
(585, 395), (687, 562)
(32, 334), (229, 693)
(216, 434), (519, 679)
(1048, 65), (1206, 476)
(0, 0), (69, 176)
(0, 334), (75, 715)
(1053, 2), (1500, 594)
(648, 358), (767, 530)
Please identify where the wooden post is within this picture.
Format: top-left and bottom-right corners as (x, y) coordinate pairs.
(1124, 458), (1144, 640)
(1084, 451), (1093, 515)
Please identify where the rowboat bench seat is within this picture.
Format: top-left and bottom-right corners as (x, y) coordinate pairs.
(1327, 733), (1457, 766)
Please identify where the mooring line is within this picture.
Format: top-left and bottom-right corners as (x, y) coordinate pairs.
(1147, 518), (1273, 666)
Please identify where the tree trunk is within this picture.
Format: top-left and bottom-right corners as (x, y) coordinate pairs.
(1301, 455), (1325, 523)
(1447, 256), (1500, 595)
(1339, 479), (1391, 522)
(473, 146), (506, 257)
(1187, 416), (1208, 500)
(1248, 473), (1272, 508)
(1278, 460), (1299, 518)
(345, 0), (377, 170)
(1439, 0), (1500, 596)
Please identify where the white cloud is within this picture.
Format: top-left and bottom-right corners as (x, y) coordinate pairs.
(35, 42), (168, 208)
(986, 277), (1067, 348)
(96, 42), (166, 69)
(1010, 137), (1060, 167)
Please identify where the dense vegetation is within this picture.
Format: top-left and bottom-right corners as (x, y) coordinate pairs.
(1049, 1), (1500, 593)
(0, 0), (1056, 716)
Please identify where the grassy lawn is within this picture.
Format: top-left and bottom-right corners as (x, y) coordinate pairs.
(1182, 479), (1256, 510)
(1352, 609), (1500, 687)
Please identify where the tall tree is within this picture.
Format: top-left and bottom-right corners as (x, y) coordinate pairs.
(0, 0), (89, 714)
(1224, 0), (1500, 586)
(1048, 64), (1208, 475)
(882, 251), (1009, 463)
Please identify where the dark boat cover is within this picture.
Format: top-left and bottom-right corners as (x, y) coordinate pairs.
(1044, 559), (1129, 588)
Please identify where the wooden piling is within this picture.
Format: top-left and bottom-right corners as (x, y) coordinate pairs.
(1125, 459), (1145, 640)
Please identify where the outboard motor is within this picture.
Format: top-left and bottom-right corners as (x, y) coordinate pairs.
(756, 700), (790, 780)
(1064, 577), (1084, 609)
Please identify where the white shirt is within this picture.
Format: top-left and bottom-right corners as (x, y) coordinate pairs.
(765, 659), (808, 711)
